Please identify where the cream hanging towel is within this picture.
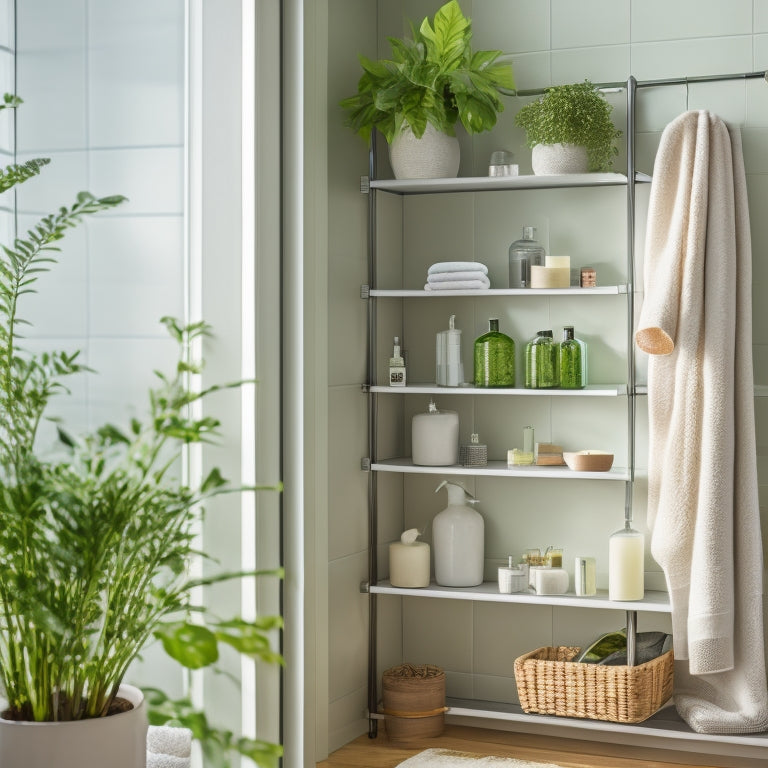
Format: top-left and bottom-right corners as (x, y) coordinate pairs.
(636, 110), (768, 734)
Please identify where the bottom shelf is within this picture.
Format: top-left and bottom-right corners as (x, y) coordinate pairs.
(438, 698), (768, 758)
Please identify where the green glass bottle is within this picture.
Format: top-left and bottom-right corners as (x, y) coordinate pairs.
(473, 319), (515, 387)
(524, 330), (558, 388)
(559, 326), (586, 389)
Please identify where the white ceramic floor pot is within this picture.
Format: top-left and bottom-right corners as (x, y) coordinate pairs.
(0, 684), (148, 768)
(389, 123), (460, 180)
(531, 143), (589, 175)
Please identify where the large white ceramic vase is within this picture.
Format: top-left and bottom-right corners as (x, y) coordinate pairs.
(531, 143), (589, 175)
(389, 123), (460, 179)
(0, 684), (148, 768)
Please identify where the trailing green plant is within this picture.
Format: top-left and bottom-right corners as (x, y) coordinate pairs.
(514, 80), (622, 172)
(0, 96), (282, 767)
(340, 0), (514, 143)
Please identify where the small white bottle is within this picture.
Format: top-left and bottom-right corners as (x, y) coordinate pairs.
(389, 336), (406, 387)
(432, 480), (484, 587)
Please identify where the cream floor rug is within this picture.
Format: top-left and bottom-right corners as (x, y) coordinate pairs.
(396, 749), (568, 768)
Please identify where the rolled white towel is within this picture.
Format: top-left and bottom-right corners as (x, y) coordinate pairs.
(147, 725), (192, 758)
(424, 277), (490, 291)
(428, 270), (488, 284)
(146, 754), (190, 768)
(428, 261), (488, 275)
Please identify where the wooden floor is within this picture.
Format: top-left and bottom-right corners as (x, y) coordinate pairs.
(316, 724), (753, 768)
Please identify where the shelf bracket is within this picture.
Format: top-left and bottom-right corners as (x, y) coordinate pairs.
(360, 284), (370, 299)
(361, 384), (371, 394)
(361, 458), (371, 471)
(360, 175), (370, 194)
(360, 581), (370, 594)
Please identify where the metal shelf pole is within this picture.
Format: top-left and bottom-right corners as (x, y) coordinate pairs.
(366, 132), (379, 738)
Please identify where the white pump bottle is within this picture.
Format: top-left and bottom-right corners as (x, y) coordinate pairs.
(432, 480), (484, 587)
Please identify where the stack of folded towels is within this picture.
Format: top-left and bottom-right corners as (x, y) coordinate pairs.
(425, 261), (490, 291)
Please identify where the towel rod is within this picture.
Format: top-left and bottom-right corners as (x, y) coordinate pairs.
(511, 69), (767, 97)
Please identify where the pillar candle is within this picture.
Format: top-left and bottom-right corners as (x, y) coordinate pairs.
(608, 527), (644, 600)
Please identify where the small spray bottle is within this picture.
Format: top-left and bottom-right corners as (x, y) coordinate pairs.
(389, 336), (406, 387)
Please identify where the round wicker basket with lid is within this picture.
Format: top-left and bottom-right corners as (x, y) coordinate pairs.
(381, 664), (447, 742)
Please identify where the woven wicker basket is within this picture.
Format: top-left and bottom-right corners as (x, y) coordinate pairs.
(514, 646), (674, 723)
(381, 664), (447, 742)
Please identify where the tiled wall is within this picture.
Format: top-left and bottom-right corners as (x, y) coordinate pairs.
(11, 0), (185, 451)
(326, 0), (768, 751)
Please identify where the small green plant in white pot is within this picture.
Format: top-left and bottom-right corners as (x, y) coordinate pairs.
(340, 0), (514, 179)
(514, 80), (622, 174)
(0, 94), (283, 768)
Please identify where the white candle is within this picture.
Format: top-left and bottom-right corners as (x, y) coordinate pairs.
(608, 526), (644, 600)
(389, 541), (430, 588)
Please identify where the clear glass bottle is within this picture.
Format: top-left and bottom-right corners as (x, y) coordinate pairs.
(473, 318), (515, 387)
(524, 330), (558, 388)
(559, 326), (586, 389)
(508, 225), (545, 289)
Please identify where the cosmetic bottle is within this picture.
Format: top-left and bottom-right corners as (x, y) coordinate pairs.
(433, 480), (484, 587)
(559, 326), (587, 389)
(436, 314), (463, 386)
(473, 319), (515, 387)
(608, 521), (645, 601)
(389, 336), (406, 387)
(524, 330), (558, 388)
(508, 226), (545, 289)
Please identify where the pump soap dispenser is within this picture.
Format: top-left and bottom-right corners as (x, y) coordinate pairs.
(436, 314), (464, 387)
(433, 480), (484, 587)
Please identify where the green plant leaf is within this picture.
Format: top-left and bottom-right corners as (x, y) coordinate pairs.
(155, 622), (220, 669)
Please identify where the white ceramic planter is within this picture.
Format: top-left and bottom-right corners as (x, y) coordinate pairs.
(531, 143), (589, 175)
(388, 123), (460, 179)
(0, 684), (148, 768)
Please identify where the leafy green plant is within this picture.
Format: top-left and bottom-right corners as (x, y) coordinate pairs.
(514, 80), (622, 172)
(340, 0), (514, 143)
(0, 96), (282, 767)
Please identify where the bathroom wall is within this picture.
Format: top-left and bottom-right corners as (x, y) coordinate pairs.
(325, 0), (768, 755)
(11, 0), (186, 694)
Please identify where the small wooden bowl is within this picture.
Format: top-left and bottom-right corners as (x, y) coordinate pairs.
(563, 450), (614, 472)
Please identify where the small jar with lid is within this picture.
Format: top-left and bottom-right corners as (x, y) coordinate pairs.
(524, 330), (558, 388)
(559, 326), (587, 389)
(473, 319), (515, 387)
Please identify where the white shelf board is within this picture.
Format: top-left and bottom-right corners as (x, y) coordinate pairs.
(371, 383), (626, 396)
(441, 699), (768, 754)
(371, 581), (671, 612)
(369, 286), (625, 297)
(370, 172), (651, 194)
(371, 458), (630, 480)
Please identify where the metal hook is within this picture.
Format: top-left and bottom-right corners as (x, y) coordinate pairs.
(685, 79), (690, 111)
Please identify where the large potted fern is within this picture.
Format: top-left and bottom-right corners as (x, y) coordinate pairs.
(0, 95), (282, 768)
(340, 0), (514, 179)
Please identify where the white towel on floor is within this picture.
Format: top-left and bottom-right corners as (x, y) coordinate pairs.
(424, 277), (490, 291)
(428, 270), (488, 283)
(147, 725), (192, 768)
(428, 261), (488, 275)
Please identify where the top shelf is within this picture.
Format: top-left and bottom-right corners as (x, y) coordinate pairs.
(370, 172), (653, 195)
